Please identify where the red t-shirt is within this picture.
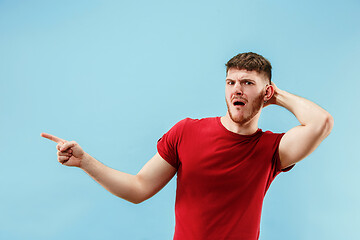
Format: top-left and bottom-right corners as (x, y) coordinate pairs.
(157, 117), (294, 240)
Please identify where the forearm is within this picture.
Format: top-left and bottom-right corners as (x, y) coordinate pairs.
(80, 153), (142, 204)
(275, 89), (333, 133)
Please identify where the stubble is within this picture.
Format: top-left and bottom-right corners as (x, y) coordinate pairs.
(225, 92), (265, 125)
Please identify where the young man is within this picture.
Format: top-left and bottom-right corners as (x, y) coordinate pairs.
(41, 52), (334, 240)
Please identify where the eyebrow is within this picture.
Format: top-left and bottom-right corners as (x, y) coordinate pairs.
(225, 78), (255, 82)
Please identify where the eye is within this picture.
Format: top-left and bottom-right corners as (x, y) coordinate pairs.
(245, 81), (253, 85)
(227, 81), (235, 85)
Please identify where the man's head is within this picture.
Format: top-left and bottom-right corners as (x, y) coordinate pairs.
(224, 52), (274, 126)
(225, 52), (272, 84)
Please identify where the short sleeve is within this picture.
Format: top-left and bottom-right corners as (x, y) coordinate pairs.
(273, 133), (295, 176)
(157, 119), (188, 169)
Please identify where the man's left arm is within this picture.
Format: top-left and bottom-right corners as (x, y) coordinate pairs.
(267, 84), (334, 170)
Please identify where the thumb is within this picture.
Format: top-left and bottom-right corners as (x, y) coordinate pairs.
(60, 141), (77, 152)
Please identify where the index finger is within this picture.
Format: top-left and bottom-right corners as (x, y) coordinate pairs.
(41, 132), (66, 144)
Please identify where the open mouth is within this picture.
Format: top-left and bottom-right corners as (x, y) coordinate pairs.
(233, 100), (246, 106)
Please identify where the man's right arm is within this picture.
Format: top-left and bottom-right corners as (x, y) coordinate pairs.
(81, 152), (177, 204)
(41, 133), (177, 204)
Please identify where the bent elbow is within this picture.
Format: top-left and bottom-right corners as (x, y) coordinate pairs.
(321, 113), (334, 138)
(310, 112), (334, 139)
(325, 114), (334, 132)
(130, 194), (151, 204)
(131, 199), (143, 204)
(129, 175), (148, 204)
(118, 195), (144, 204)
(131, 192), (150, 204)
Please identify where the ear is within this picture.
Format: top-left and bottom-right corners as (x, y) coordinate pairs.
(264, 84), (274, 101)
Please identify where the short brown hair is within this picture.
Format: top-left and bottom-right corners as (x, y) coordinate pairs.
(225, 52), (272, 83)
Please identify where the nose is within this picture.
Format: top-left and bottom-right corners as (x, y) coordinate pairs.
(234, 82), (243, 95)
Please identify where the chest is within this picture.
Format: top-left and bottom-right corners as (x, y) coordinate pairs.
(176, 129), (272, 190)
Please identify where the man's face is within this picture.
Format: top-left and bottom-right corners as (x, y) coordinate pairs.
(225, 68), (269, 125)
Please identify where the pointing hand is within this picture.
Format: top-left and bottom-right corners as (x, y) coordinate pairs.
(41, 133), (85, 167)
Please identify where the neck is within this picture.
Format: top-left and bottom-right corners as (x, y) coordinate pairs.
(220, 112), (260, 135)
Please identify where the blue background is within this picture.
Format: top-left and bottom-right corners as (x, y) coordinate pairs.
(1, 0), (359, 239)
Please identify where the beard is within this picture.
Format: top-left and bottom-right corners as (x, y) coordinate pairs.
(225, 92), (265, 125)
